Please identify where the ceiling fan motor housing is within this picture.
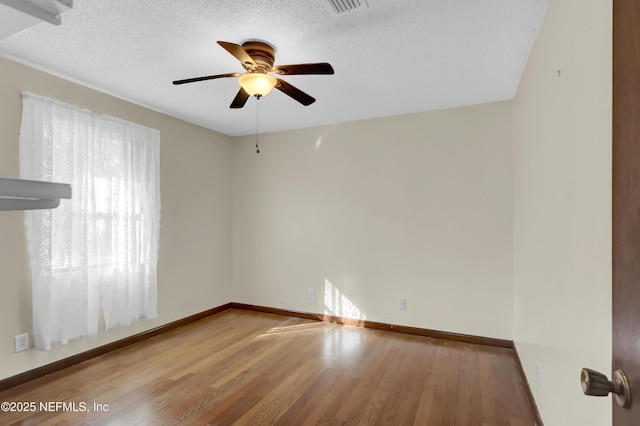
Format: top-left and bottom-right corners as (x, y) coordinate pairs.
(241, 41), (275, 73)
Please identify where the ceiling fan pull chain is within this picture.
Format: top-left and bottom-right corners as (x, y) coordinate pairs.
(255, 97), (261, 154)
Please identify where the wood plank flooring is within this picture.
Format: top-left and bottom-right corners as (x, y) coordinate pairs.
(0, 309), (539, 425)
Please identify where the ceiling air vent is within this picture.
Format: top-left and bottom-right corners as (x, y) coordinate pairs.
(325, 0), (369, 15)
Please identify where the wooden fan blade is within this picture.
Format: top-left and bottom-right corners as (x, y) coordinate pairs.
(217, 41), (257, 68)
(230, 88), (250, 109)
(275, 78), (316, 106)
(272, 62), (334, 75)
(173, 73), (239, 85)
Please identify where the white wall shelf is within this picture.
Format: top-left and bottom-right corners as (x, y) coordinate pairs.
(0, 177), (71, 211)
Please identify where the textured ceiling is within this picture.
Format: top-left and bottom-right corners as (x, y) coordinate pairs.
(0, 0), (548, 137)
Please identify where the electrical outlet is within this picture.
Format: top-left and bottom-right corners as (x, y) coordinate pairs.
(307, 287), (315, 299)
(14, 333), (29, 352)
(535, 361), (542, 388)
(399, 299), (407, 310)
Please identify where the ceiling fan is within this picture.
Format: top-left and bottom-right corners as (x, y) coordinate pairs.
(172, 40), (335, 108)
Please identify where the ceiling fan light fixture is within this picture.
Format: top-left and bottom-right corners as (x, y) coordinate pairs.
(174, 40), (331, 108)
(238, 73), (277, 97)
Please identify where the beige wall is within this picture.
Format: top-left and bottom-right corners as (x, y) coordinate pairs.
(513, 0), (612, 425)
(232, 102), (514, 339)
(0, 57), (233, 380)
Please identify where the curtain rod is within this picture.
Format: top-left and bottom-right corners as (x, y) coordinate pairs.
(0, 177), (71, 211)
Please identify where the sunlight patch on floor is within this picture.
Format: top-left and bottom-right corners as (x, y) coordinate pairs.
(253, 321), (330, 340)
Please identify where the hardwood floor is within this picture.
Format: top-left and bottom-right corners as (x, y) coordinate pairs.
(0, 309), (538, 425)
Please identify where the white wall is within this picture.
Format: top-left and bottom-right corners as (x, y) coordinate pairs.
(232, 102), (514, 339)
(0, 57), (233, 381)
(512, 0), (612, 425)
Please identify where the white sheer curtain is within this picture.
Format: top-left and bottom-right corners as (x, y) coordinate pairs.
(20, 92), (161, 351)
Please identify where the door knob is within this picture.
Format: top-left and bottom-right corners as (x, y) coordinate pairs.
(581, 368), (631, 408)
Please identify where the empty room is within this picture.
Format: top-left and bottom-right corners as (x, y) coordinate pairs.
(0, 0), (628, 425)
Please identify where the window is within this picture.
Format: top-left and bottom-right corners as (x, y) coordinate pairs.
(20, 92), (161, 351)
